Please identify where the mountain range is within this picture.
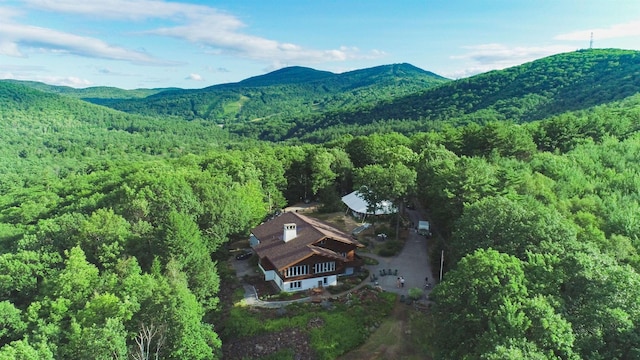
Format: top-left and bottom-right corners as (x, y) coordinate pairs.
(3, 48), (640, 144)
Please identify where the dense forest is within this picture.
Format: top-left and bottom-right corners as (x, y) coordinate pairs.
(227, 48), (640, 142)
(2, 48), (640, 359)
(14, 63), (448, 126)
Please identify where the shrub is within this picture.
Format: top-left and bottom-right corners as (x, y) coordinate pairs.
(377, 240), (402, 256)
(408, 287), (424, 300)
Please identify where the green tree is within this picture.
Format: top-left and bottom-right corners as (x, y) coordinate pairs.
(308, 148), (337, 196)
(78, 208), (131, 269)
(0, 339), (54, 360)
(354, 163), (416, 238)
(0, 301), (26, 346)
(430, 249), (576, 360)
(160, 211), (219, 311)
(163, 261), (220, 360)
(65, 318), (128, 360)
(450, 196), (577, 264)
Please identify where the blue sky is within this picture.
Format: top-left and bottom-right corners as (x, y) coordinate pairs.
(1, 0), (639, 89)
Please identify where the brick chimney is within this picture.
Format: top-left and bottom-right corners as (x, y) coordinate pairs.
(283, 223), (297, 242)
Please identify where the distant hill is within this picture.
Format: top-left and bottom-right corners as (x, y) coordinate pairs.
(6, 49), (640, 146)
(235, 48), (640, 142)
(87, 63), (449, 123)
(0, 81), (230, 184)
(2, 79), (173, 101)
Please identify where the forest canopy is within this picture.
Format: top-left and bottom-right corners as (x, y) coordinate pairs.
(2, 48), (640, 359)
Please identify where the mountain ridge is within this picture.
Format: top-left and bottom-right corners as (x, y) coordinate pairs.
(3, 49), (640, 144)
(242, 48), (640, 142)
(75, 62), (450, 123)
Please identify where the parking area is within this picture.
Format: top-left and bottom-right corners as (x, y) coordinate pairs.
(363, 209), (434, 296)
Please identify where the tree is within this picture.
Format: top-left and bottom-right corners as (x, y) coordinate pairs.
(160, 211), (220, 311)
(354, 163), (416, 238)
(0, 339), (54, 360)
(558, 250), (640, 359)
(0, 250), (60, 306)
(162, 261), (220, 360)
(78, 208), (131, 269)
(308, 148), (337, 196)
(450, 196), (577, 264)
(0, 301), (26, 346)
(430, 249), (576, 360)
(65, 318), (128, 360)
(131, 322), (167, 360)
(43, 247), (99, 310)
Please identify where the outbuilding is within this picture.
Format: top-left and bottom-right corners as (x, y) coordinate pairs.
(341, 190), (397, 220)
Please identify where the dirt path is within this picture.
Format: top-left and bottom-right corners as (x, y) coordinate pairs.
(338, 300), (431, 360)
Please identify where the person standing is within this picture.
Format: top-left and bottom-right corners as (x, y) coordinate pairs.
(400, 276), (405, 287)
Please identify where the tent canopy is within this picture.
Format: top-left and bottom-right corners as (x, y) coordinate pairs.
(341, 190), (397, 215)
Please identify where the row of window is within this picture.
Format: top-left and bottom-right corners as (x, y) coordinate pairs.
(314, 261), (336, 273)
(285, 265), (308, 278)
(285, 261), (336, 278)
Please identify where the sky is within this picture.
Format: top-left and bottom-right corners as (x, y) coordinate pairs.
(1, 0), (639, 89)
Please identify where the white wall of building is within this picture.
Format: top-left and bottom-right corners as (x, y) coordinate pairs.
(260, 263), (342, 292)
(279, 274), (338, 292)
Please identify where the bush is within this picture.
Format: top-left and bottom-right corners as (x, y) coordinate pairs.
(377, 240), (403, 257)
(362, 256), (379, 265)
(408, 287), (424, 300)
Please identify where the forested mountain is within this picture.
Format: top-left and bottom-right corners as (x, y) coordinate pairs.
(84, 63), (448, 123)
(0, 81), (232, 192)
(3, 80), (172, 100)
(229, 48), (640, 142)
(2, 48), (640, 359)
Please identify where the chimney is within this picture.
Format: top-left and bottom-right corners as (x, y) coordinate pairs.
(283, 223), (297, 242)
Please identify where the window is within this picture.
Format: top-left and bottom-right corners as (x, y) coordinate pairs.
(285, 265), (309, 278)
(314, 261), (336, 274)
(289, 281), (301, 289)
(323, 277), (328, 285)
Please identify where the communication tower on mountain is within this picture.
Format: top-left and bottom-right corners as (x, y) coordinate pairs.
(590, 32), (594, 49)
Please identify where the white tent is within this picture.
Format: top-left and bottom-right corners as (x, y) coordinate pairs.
(341, 190), (397, 216)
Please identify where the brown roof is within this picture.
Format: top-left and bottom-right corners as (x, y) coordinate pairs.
(252, 212), (362, 270)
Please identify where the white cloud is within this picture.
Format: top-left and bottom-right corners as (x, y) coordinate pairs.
(0, 9), (164, 64)
(0, 41), (22, 56)
(447, 43), (576, 78)
(555, 20), (640, 41)
(52, 76), (93, 87)
(1, 72), (93, 87)
(21, 0), (383, 64)
(205, 66), (230, 73)
(22, 0), (211, 20)
(186, 73), (203, 81)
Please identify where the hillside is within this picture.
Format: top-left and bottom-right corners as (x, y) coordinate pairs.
(0, 81), (230, 190)
(232, 48), (640, 142)
(88, 63), (449, 123)
(3, 79), (172, 100)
